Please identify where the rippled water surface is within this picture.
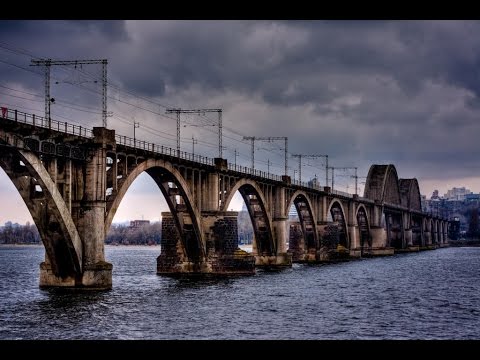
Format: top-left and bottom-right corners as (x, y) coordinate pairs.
(1, 245), (479, 339)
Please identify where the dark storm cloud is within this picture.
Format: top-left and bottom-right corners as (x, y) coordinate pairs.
(1, 20), (480, 195)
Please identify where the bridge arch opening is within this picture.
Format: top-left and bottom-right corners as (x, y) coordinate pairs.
(286, 191), (318, 260)
(327, 200), (349, 249)
(0, 167), (35, 228)
(0, 147), (82, 278)
(108, 172), (165, 245)
(356, 205), (371, 255)
(385, 210), (404, 249)
(221, 180), (275, 257)
(226, 191), (254, 253)
(105, 160), (206, 266)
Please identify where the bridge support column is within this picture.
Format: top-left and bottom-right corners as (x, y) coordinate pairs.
(39, 258), (112, 289)
(157, 211), (255, 275)
(424, 230), (432, 247)
(256, 216), (292, 268)
(443, 224), (449, 245)
(40, 127), (114, 290)
(203, 211), (255, 275)
(369, 226), (394, 256)
(157, 212), (200, 273)
(402, 212), (413, 249)
(348, 225), (361, 257)
(314, 222), (335, 262)
(288, 221), (306, 261)
(404, 229), (413, 247)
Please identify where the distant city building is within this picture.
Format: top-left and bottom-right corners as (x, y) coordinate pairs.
(129, 220), (150, 228)
(422, 186), (480, 234)
(307, 177), (320, 189)
(444, 187), (472, 201)
(465, 193), (480, 202)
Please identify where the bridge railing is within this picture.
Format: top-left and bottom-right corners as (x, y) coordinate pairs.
(114, 135), (214, 166)
(331, 189), (352, 198)
(1, 108), (361, 199)
(2, 108), (92, 138)
(227, 163), (283, 181)
(0, 107), (214, 166)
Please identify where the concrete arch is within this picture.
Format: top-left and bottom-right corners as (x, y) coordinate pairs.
(105, 158), (205, 259)
(355, 204), (370, 223)
(399, 178), (422, 211)
(220, 178), (275, 255)
(327, 199), (349, 248)
(221, 178), (269, 213)
(356, 204), (371, 252)
(285, 190), (318, 250)
(364, 164), (401, 205)
(285, 190), (316, 219)
(0, 148), (82, 277)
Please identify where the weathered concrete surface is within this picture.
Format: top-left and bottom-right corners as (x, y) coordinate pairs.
(40, 261), (112, 289)
(255, 253), (292, 268)
(158, 211), (255, 275)
(395, 246), (420, 253)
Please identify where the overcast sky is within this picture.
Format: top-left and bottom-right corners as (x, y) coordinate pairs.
(1, 20), (479, 225)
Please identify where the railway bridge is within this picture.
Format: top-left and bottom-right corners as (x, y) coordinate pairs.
(0, 109), (449, 289)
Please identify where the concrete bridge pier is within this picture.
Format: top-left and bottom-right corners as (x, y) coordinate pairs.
(254, 217), (292, 268)
(254, 253), (292, 268)
(203, 211), (256, 275)
(40, 127), (115, 290)
(348, 224), (362, 258)
(314, 222), (335, 262)
(424, 230), (432, 248)
(157, 211), (256, 275)
(288, 222), (306, 261)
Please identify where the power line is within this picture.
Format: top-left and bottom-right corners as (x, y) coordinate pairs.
(166, 108), (223, 158)
(30, 58), (108, 128)
(291, 154), (328, 184)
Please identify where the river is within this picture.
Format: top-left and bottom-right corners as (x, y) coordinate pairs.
(0, 245), (479, 339)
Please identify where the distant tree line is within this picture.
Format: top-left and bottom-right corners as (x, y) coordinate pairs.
(1, 210), (256, 246)
(106, 222), (162, 245)
(0, 222), (40, 244)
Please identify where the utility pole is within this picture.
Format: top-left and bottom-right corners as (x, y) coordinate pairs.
(31, 58), (108, 128)
(234, 149), (237, 167)
(267, 159), (270, 173)
(192, 136), (198, 155)
(242, 136), (288, 175)
(331, 167), (335, 190)
(133, 121), (139, 149)
(291, 154), (328, 183)
(243, 136), (256, 170)
(353, 167), (358, 195)
(166, 108), (223, 158)
(166, 108), (181, 157)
